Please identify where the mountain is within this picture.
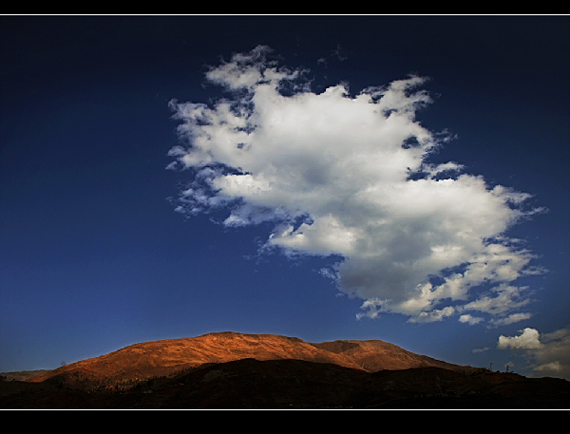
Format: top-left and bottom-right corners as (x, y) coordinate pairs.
(3, 332), (570, 408)
(26, 331), (475, 391)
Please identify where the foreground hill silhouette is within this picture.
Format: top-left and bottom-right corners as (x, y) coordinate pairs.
(2, 332), (569, 408)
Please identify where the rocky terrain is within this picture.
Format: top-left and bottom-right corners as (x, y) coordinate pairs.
(1, 331), (569, 409)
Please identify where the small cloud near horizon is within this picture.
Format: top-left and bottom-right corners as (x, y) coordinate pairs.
(497, 326), (570, 380)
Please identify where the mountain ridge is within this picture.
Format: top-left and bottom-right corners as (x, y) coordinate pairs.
(26, 331), (476, 391)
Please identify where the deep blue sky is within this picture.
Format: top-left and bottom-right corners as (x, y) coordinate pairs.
(1, 15), (569, 377)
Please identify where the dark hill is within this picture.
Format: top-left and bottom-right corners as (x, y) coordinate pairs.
(2, 358), (570, 409)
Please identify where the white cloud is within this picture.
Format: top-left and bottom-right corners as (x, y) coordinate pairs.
(169, 46), (544, 323)
(534, 361), (562, 373)
(459, 314), (484, 325)
(497, 326), (570, 380)
(462, 283), (533, 317)
(489, 312), (533, 327)
(498, 327), (542, 350)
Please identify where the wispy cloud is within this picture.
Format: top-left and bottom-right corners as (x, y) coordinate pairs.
(459, 314), (484, 326)
(168, 46), (544, 324)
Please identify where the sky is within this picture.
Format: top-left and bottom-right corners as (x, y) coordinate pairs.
(1, 15), (569, 380)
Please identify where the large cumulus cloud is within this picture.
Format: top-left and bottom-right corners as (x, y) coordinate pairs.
(168, 46), (544, 324)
